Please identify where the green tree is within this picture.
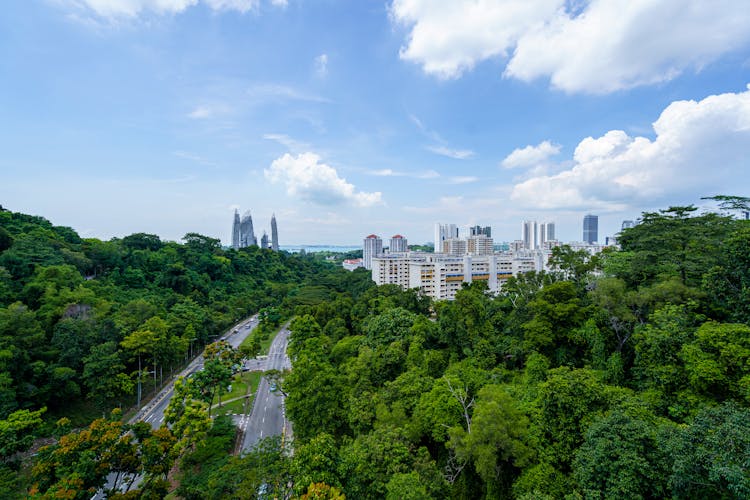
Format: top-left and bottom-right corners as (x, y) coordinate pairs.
(665, 402), (750, 498)
(573, 409), (668, 499)
(448, 384), (532, 491)
(0, 407), (45, 464)
(291, 433), (342, 495)
(681, 321), (750, 403)
(82, 341), (133, 409)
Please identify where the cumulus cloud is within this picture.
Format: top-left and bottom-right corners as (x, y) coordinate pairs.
(509, 85), (750, 209)
(391, 0), (750, 93)
(501, 140), (560, 169)
(265, 152), (383, 207)
(391, 0), (559, 79)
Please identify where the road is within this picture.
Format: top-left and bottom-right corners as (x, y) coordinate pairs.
(239, 325), (292, 452)
(133, 314), (260, 430)
(92, 314), (259, 499)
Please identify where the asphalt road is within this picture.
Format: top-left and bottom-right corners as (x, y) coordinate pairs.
(134, 314), (260, 430)
(239, 325), (292, 452)
(91, 314), (259, 499)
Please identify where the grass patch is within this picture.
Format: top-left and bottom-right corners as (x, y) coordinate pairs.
(239, 324), (283, 356)
(211, 371), (262, 417)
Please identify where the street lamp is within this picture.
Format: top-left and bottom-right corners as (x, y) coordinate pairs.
(188, 337), (197, 359)
(136, 365), (155, 408)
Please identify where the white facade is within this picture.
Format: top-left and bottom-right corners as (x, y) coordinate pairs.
(389, 234), (408, 253)
(434, 223), (459, 251)
(363, 234), (383, 270)
(372, 255), (412, 288)
(522, 220), (538, 249)
(538, 222), (555, 248)
(467, 235), (493, 255)
(342, 258), (364, 271)
(374, 252), (544, 301)
(442, 238), (467, 256)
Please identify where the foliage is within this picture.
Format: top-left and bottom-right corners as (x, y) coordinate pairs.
(3, 199), (750, 498)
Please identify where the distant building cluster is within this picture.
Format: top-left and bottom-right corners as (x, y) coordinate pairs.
(231, 210), (279, 251)
(361, 215), (629, 301)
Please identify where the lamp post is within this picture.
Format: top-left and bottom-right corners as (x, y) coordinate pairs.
(136, 353), (156, 409)
(188, 337), (197, 359)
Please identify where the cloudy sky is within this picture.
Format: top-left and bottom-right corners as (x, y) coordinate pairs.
(2, 1), (750, 245)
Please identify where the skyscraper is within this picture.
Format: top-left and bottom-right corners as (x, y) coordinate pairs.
(271, 214), (279, 251)
(240, 211), (257, 247)
(390, 234), (408, 252)
(539, 221), (555, 247)
(522, 220), (538, 249)
(469, 225), (491, 237)
(260, 231), (269, 249)
(363, 234), (383, 270)
(434, 223), (459, 252)
(231, 210), (241, 250)
(583, 214), (598, 243)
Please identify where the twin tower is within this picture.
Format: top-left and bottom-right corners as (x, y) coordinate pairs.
(231, 210), (279, 251)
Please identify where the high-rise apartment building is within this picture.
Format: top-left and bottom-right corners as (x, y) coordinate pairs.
(372, 253), (538, 301)
(271, 214), (279, 251)
(231, 210), (241, 250)
(442, 238), (468, 256)
(539, 222), (555, 245)
(522, 220), (538, 249)
(260, 232), (269, 249)
(389, 234), (408, 253)
(363, 234), (383, 270)
(467, 235), (493, 255)
(583, 214), (598, 243)
(469, 225), (491, 237)
(434, 223), (459, 252)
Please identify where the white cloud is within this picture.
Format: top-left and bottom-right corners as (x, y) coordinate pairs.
(264, 152), (383, 207)
(204, 0), (256, 12)
(61, 0), (288, 20)
(501, 140), (560, 169)
(416, 169), (440, 179)
(391, 0), (750, 93)
(510, 85), (750, 209)
(449, 176), (479, 184)
(66, 0), (251, 18)
(262, 133), (309, 152)
(314, 54), (328, 78)
(365, 168), (442, 179)
(246, 83), (331, 103)
(391, 0), (559, 79)
(426, 145), (475, 160)
(187, 105), (224, 119)
(370, 168), (404, 177)
(408, 113), (474, 159)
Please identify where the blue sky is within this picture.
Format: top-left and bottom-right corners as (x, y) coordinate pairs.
(2, 0), (750, 246)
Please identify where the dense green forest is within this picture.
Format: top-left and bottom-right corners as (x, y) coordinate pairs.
(197, 202), (750, 499)
(2, 201), (750, 498)
(0, 206), (372, 497)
